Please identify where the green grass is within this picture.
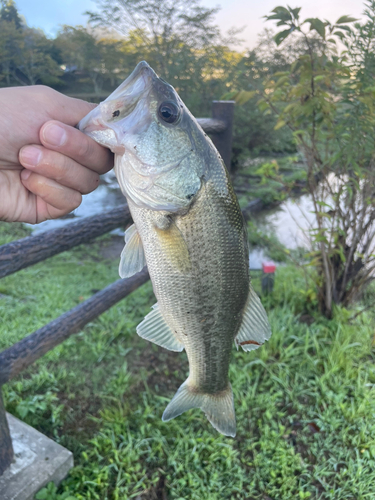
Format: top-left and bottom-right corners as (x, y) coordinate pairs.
(0, 220), (32, 244)
(1, 223), (375, 499)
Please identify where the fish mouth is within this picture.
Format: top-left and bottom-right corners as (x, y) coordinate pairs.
(108, 61), (158, 100)
(78, 61), (158, 150)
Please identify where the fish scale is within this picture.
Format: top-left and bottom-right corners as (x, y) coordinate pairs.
(129, 167), (248, 398)
(79, 60), (272, 437)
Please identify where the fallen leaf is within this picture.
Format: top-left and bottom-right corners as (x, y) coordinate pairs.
(307, 422), (320, 434)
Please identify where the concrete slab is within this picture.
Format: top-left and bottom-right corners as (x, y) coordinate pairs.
(0, 413), (73, 500)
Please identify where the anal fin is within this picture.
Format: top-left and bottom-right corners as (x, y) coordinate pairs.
(137, 303), (184, 352)
(119, 224), (146, 279)
(235, 284), (272, 351)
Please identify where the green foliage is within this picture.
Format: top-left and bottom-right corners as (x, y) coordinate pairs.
(84, 0), (243, 115)
(87, 0), (224, 82)
(255, 160), (280, 181)
(247, 220), (289, 263)
(6, 387), (64, 437)
(0, 221), (31, 244)
(0, 0), (21, 28)
(54, 27), (134, 95)
(254, 185), (283, 204)
(233, 154), (305, 211)
(232, 2), (375, 318)
(0, 226), (374, 498)
(222, 47), (296, 164)
(0, 1), (62, 86)
(35, 482), (77, 500)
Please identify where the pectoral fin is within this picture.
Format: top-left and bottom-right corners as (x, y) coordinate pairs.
(137, 303), (184, 352)
(119, 224), (146, 279)
(235, 284), (272, 351)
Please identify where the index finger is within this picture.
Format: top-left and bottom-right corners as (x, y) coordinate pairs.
(39, 120), (114, 174)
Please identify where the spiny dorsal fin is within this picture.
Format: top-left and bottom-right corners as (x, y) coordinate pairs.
(235, 284), (272, 352)
(137, 303), (184, 352)
(119, 224), (146, 279)
(162, 379), (236, 437)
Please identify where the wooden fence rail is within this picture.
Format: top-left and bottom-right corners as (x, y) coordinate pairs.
(0, 100), (235, 477)
(0, 205), (131, 279)
(0, 270), (150, 386)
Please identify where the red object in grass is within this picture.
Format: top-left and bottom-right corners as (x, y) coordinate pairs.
(262, 261), (276, 274)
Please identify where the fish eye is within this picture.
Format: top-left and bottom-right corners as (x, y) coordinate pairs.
(158, 102), (180, 124)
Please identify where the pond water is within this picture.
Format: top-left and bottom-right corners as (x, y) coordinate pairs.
(28, 172), (124, 235)
(248, 195), (314, 268)
(253, 195), (315, 247)
(28, 171), (314, 268)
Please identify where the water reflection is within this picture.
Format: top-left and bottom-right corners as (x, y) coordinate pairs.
(252, 194), (315, 249)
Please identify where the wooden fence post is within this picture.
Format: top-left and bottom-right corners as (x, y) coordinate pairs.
(210, 101), (235, 171)
(0, 388), (13, 475)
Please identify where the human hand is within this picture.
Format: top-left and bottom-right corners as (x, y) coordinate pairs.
(0, 86), (113, 223)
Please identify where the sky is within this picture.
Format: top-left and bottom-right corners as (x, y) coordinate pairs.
(15, 0), (367, 48)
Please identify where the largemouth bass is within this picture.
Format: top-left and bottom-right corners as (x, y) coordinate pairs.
(79, 61), (271, 437)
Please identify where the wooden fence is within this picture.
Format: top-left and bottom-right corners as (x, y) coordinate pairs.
(0, 101), (236, 476)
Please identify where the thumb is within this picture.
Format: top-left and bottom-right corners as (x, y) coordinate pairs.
(50, 92), (98, 128)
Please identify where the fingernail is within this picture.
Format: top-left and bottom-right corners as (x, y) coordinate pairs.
(21, 169), (31, 181)
(20, 146), (42, 167)
(43, 123), (67, 147)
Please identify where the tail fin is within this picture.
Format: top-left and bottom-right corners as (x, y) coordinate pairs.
(162, 380), (236, 437)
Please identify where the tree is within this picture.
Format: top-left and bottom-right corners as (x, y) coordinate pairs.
(0, 15), (22, 85)
(87, 0), (221, 76)
(54, 26), (132, 95)
(0, 1), (62, 86)
(239, 3), (375, 318)
(14, 28), (63, 86)
(222, 41), (296, 164)
(0, 0), (22, 29)
(85, 0), (241, 116)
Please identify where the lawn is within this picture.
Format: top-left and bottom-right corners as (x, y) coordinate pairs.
(1, 221), (375, 499)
